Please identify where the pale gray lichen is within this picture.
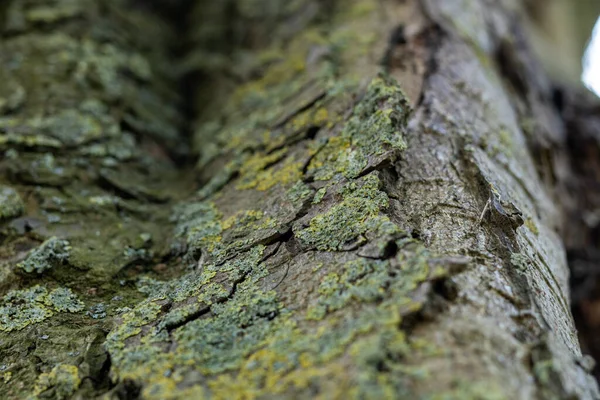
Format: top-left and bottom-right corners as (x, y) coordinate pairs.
(17, 237), (71, 274)
(46, 288), (85, 313)
(510, 252), (530, 274)
(0, 285), (84, 332)
(0, 185), (24, 221)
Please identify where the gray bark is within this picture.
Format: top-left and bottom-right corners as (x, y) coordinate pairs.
(0, 0), (598, 399)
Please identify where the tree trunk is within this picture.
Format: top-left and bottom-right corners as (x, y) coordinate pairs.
(1, 0), (599, 399)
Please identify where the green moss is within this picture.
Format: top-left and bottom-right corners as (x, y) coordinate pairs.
(296, 173), (401, 251)
(17, 237), (71, 274)
(0, 185), (24, 221)
(0, 285), (84, 332)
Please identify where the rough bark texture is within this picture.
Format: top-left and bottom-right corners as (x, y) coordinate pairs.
(0, 0), (599, 399)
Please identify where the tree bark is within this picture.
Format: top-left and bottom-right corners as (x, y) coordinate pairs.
(0, 0), (599, 399)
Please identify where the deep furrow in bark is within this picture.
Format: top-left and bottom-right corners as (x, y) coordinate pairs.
(0, 1), (200, 398)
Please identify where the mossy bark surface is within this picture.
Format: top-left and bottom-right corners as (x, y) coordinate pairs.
(0, 0), (598, 399)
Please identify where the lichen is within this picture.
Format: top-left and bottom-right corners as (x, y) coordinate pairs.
(307, 74), (410, 181)
(0, 185), (24, 221)
(17, 237), (71, 274)
(104, 227), (451, 399)
(312, 187), (327, 204)
(510, 252), (530, 274)
(286, 181), (314, 207)
(525, 218), (539, 235)
(174, 199), (284, 265)
(306, 258), (392, 320)
(0, 0), (489, 398)
(237, 154), (303, 191)
(0, 286), (84, 332)
(33, 364), (81, 400)
(296, 173), (402, 251)
(46, 287), (85, 313)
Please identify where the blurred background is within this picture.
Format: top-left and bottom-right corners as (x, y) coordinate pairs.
(584, 17), (600, 96)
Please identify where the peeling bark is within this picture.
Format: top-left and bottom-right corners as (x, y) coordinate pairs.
(0, 0), (599, 399)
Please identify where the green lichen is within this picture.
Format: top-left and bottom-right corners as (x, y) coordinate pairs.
(307, 74), (410, 180)
(307, 258), (392, 320)
(510, 252), (530, 274)
(174, 198), (284, 265)
(33, 364), (81, 400)
(41, 109), (104, 147)
(0, 1), (193, 398)
(106, 246), (280, 397)
(106, 229), (449, 399)
(425, 380), (506, 400)
(312, 187), (327, 204)
(0, 185), (24, 221)
(0, 286), (84, 332)
(525, 218), (539, 235)
(237, 153), (303, 191)
(286, 180), (314, 207)
(296, 173), (401, 251)
(173, 201), (222, 252)
(17, 237), (71, 274)
(197, 243), (437, 399)
(0, 72), (26, 114)
(46, 287), (85, 313)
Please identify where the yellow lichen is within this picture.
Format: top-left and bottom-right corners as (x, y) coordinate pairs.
(33, 364), (81, 399)
(525, 218), (539, 235)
